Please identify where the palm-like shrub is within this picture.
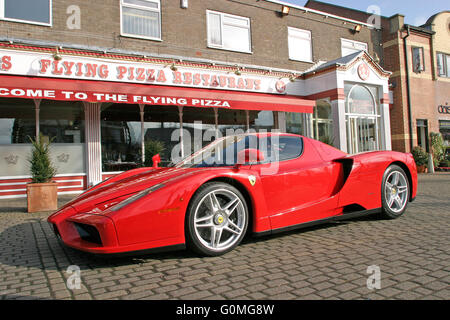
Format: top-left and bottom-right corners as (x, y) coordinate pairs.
(28, 134), (57, 183)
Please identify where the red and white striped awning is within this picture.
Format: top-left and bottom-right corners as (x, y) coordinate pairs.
(0, 75), (315, 113)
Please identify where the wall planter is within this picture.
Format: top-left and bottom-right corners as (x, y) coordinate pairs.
(417, 165), (428, 174)
(27, 182), (58, 212)
(27, 134), (57, 213)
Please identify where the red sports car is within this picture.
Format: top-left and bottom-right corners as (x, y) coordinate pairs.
(48, 133), (417, 256)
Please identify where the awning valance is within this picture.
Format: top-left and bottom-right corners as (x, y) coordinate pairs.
(0, 75), (314, 113)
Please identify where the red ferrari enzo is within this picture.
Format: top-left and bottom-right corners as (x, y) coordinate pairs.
(48, 133), (417, 256)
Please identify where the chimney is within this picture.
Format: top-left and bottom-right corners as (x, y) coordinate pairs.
(389, 14), (405, 33)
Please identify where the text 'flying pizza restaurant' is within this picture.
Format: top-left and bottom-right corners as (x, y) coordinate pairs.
(0, 0), (392, 198)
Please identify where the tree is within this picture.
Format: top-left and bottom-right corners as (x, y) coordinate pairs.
(28, 134), (57, 183)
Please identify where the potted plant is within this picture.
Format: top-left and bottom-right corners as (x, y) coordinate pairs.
(26, 134), (58, 213)
(144, 139), (165, 167)
(411, 146), (428, 173)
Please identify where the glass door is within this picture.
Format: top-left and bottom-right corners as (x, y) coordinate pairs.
(347, 116), (379, 154)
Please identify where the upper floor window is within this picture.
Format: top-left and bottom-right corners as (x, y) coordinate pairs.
(0, 0), (51, 26)
(437, 52), (450, 78)
(121, 0), (161, 40)
(288, 27), (312, 63)
(341, 39), (367, 57)
(412, 47), (425, 73)
(207, 10), (251, 53)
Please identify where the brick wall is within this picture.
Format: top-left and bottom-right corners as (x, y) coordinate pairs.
(306, 0), (446, 153)
(0, 0), (375, 72)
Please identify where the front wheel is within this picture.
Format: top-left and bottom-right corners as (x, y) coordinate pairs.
(380, 165), (410, 219)
(186, 182), (249, 256)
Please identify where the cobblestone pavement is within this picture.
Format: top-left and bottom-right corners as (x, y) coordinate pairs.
(0, 174), (448, 300)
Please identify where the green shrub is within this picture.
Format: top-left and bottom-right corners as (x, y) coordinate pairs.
(411, 146), (428, 167)
(28, 134), (57, 183)
(430, 132), (445, 167)
(439, 159), (450, 168)
(144, 139), (165, 167)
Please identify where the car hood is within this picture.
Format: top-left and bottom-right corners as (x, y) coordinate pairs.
(66, 167), (197, 213)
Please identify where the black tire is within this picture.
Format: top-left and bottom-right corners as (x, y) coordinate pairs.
(186, 182), (249, 256)
(380, 165), (410, 219)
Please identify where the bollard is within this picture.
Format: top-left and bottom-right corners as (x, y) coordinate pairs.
(428, 154), (435, 174)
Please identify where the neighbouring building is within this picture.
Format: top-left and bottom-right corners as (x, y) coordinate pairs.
(423, 11), (450, 148)
(305, 1), (450, 152)
(0, 0), (392, 199)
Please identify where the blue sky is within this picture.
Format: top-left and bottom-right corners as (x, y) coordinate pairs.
(282, 0), (449, 26)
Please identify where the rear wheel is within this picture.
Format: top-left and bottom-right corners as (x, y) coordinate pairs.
(186, 182), (248, 256)
(380, 165), (410, 219)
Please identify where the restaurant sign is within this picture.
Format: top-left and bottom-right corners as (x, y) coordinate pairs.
(0, 49), (288, 94)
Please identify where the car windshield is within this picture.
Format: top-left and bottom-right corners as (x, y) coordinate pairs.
(173, 134), (303, 168)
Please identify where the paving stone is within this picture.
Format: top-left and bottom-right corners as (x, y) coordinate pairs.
(0, 175), (448, 300)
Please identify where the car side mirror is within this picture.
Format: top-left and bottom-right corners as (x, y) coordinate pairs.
(152, 154), (161, 168)
(236, 148), (265, 165)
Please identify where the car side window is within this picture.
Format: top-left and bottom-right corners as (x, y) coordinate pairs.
(259, 136), (303, 163)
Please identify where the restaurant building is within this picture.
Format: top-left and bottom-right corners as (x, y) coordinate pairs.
(0, 0), (391, 198)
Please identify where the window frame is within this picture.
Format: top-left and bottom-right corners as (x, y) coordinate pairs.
(206, 10), (252, 54)
(0, 0), (52, 27)
(412, 46), (425, 73)
(341, 38), (368, 57)
(416, 119), (429, 152)
(437, 52), (450, 78)
(120, 0), (162, 41)
(287, 27), (313, 63)
(313, 99), (333, 142)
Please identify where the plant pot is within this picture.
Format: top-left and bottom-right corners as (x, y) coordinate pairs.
(27, 182), (58, 213)
(417, 165), (428, 173)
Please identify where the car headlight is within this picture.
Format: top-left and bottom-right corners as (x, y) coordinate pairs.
(110, 183), (165, 212)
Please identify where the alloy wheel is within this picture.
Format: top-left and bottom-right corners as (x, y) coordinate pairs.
(384, 170), (408, 213)
(193, 189), (246, 252)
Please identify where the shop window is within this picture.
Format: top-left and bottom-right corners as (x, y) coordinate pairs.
(101, 104), (142, 172)
(313, 100), (333, 144)
(417, 119), (429, 152)
(142, 105), (180, 166)
(437, 52), (450, 77)
(288, 27), (312, 62)
(1, 0), (51, 26)
(341, 38), (368, 57)
(39, 100), (86, 174)
(412, 47), (425, 73)
(207, 10), (251, 53)
(217, 109), (248, 137)
(0, 98), (35, 144)
(439, 120), (450, 147)
(121, 0), (161, 40)
(285, 112), (306, 136)
(0, 98), (35, 176)
(39, 101), (85, 143)
(249, 111), (275, 132)
(180, 107), (216, 154)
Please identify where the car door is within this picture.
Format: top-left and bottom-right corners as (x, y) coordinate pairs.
(251, 136), (340, 230)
